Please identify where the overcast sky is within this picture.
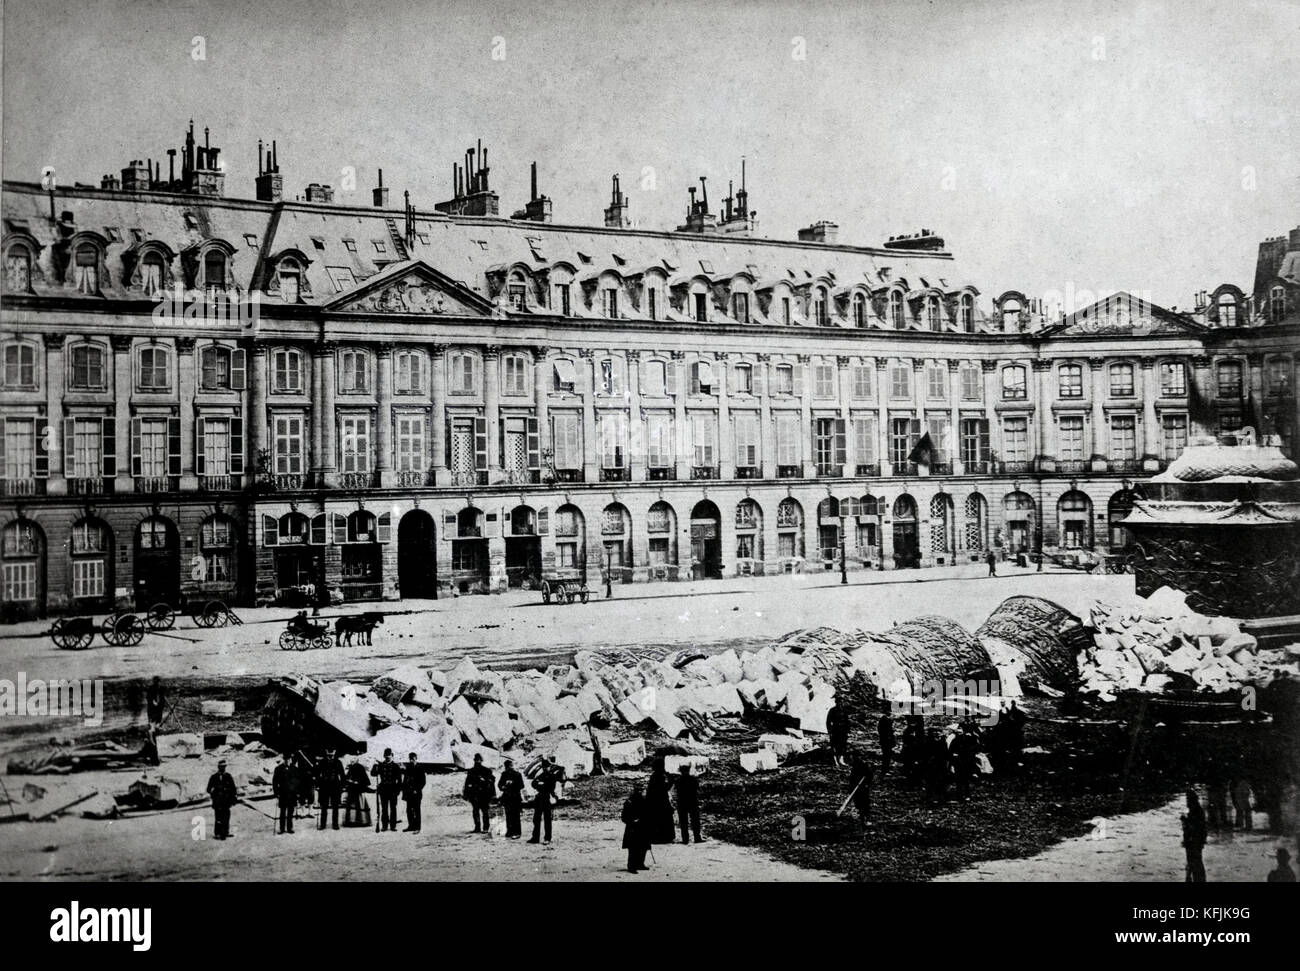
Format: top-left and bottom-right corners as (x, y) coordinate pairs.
(3, 0), (1298, 311)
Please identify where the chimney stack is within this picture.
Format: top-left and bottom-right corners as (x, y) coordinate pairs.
(305, 183), (334, 204)
(798, 221), (839, 244)
(373, 168), (389, 208)
(435, 140), (500, 216)
(255, 138), (283, 202)
(513, 161), (552, 223)
(604, 173), (630, 228)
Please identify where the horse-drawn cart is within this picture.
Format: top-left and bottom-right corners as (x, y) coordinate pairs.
(143, 598), (242, 630)
(540, 576), (590, 605)
(49, 616), (100, 650)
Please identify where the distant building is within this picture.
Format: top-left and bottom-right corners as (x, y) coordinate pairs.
(1, 123), (1296, 619)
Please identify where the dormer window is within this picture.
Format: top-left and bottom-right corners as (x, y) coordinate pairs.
(603, 288), (619, 318)
(1001, 297), (1022, 332)
(733, 292), (750, 324)
(852, 293), (867, 328)
(1270, 286), (1286, 322)
(74, 243), (100, 294)
(141, 251), (165, 296)
(926, 295), (942, 331)
(1217, 292), (1238, 327)
(5, 244), (33, 293)
(278, 257), (302, 303)
(812, 288), (830, 326)
(203, 250), (227, 297)
(888, 290), (904, 328)
(693, 292), (707, 323)
(959, 293), (974, 332)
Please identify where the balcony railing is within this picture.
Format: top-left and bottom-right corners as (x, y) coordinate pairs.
(67, 476), (113, 496)
(691, 465), (720, 480)
(999, 460), (1031, 475)
(449, 470), (489, 487)
(1057, 460), (1090, 474)
(504, 468), (539, 485)
(815, 463), (840, 478)
(1108, 459), (1141, 474)
(963, 460), (990, 475)
(134, 475), (179, 494)
(929, 462), (952, 476)
(893, 461), (919, 477)
(395, 469), (437, 488)
(735, 465), (762, 479)
(454, 526), (483, 538)
(776, 464), (802, 479)
(198, 474), (242, 492)
(648, 466), (676, 481)
(0, 477), (44, 497)
(553, 468), (585, 484)
(855, 463), (880, 477)
(338, 471), (380, 490)
(600, 467), (630, 482)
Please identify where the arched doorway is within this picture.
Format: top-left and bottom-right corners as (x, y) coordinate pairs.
(503, 505), (540, 589)
(929, 493), (955, 562)
(647, 501), (678, 579)
(451, 506), (488, 593)
(734, 499), (763, 575)
(1058, 490), (1094, 549)
(1002, 491), (1036, 553)
(776, 498), (805, 568)
(817, 497), (841, 570)
(964, 493), (988, 552)
(398, 509), (438, 598)
(69, 517), (113, 613)
(892, 495), (919, 568)
(2, 519), (46, 620)
(690, 499), (722, 579)
(553, 504), (586, 579)
(601, 503), (632, 582)
(1108, 490), (1138, 551)
(134, 515), (179, 609)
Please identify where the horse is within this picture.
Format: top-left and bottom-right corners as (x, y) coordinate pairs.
(334, 612), (385, 646)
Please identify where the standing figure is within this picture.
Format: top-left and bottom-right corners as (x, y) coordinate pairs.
(986, 550), (997, 577)
(1205, 774), (1230, 832)
(621, 783), (650, 873)
(877, 713), (896, 776)
(923, 730), (950, 805)
(343, 757), (371, 827)
(463, 753), (495, 834)
(316, 748), (345, 831)
(528, 757), (561, 844)
(900, 715), (925, 783)
(145, 676), (167, 730)
(644, 761), (677, 844)
(371, 748), (403, 832)
(670, 765), (704, 844)
(1231, 778), (1253, 831)
(1267, 848), (1296, 882)
(950, 724), (981, 802)
(1181, 789), (1208, 883)
(498, 758), (525, 839)
(847, 753), (873, 826)
(402, 753), (426, 833)
(205, 758), (238, 840)
(826, 702), (850, 768)
(272, 753), (300, 834)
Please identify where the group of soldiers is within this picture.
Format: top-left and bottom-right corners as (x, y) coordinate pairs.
(620, 760), (706, 873)
(824, 699), (1030, 825)
(205, 746), (570, 841)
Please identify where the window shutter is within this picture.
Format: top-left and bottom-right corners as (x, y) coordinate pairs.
(231, 348), (246, 390)
(639, 358), (648, 393)
(0, 418), (5, 478)
(834, 418), (847, 466)
(444, 418), (452, 468)
(666, 359), (678, 396)
(500, 506), (509, 538)
(498, 418), (506, 472)
(167, 417), (182, 476)
(64, 417), (76, 477)
(230, 417), (244, 474)
(473, 416), (488, 471)
(753, 363), (764, 397)
(263, 514), (278, 546)
(443, 510), (457, 540)
(34, 419), (48, 477)
(979, 422), (990, 460)
(131, 418), (143, 476)
(793, 364), (805, 397)
(101, 417), (116, 477)
(537, 506), (549, 535)
(195, 417), (206, 474)
(377, 512), (392, 543)
(332, 513), (348, 545)
(526, 417), (540, 470)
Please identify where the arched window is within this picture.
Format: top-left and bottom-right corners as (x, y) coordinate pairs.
(1001, 365), (1027, 400)
(278, 257), (301, 303)
(1058, 491), (1093, 550)
(1217, 292), (1238, 327)
(68, 343), (106, 390)
(1058, 363), (1083, 398)
(141, 251), (165, 296)
(964, 493), (988, 550)
(5, 244), (33, 293)
(959, 293), (974, 332)
(137, 345), (171, 391)
(1001, 297), (1022, 332)
(203, 250), (227, 297)
(643, 359), (667, 397)
(926, 295), (942, 331)
(889, 290), (904, 328)
(852, 292), (867, 328)
(74, 242), (100, 294)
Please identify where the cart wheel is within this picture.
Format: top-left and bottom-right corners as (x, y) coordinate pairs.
(100, 616), (123, 646)
(203, 602), (226, 627)
(51, 619), (72, 650)
(294, 635), (312, 651)
(145, 603), (175, 631)
(313, 634), (332, 650)
(119, 614), (146, 646)
(75, 630), (94, 650)
(541, 582), (551, 604)
(279, 630), (297, 651)
(580, 589), (590, 604)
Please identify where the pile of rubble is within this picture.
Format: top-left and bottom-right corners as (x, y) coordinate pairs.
(1080, 586), (1300, 701)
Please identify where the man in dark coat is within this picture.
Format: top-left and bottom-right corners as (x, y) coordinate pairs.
(205, 758), (238, 840)
(402, 753), (426, 833)
(847, 753), (873, 825)
(272, 753), (300, 834)
(877, 713), (896, 776)
(950, 724), (981, 801)
(343, 758), (371, 827)
(145, 676), (167, 729)
(1182, 789), (1208, 882)
(316, 748), (345, 831)
(900, 716), (924, 783)
(621, 783), (651, 873)
(498, 758), (525, 838)
(463, 753), (495, 834)
(826, 702), (850, 768)
(669, 765), (705, 844)
(1267, 848), (1296, 882)
(527, 756), (562, 843)
(371, 748), (403, 832)
(986, 550), (997, 577)
(644, 762), (677, 844)
(923, 730), (950, 804)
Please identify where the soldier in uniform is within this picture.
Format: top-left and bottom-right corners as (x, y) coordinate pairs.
(825, 702), (850, 768)
(205, 758), (238, 840)
(402, 752), (426, 833)
(950, 723), (982, 802)
(272, 752), (301, 834)
(316, 748), (345, 830)
(371, 748), (403, 832)
(621, 782), (650, 873)
(498, 758), (525, 839)
(527, 756), (562, 844)
(669, 764), (705, 844)
(463, 753), (495, 834)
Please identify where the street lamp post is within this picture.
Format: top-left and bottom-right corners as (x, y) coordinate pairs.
(839, 513), (848, 585)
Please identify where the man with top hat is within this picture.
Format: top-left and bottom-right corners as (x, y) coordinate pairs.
(371, 748), (403, 832)
(316, 747), (345, 830)
(205, 758), (238, 840)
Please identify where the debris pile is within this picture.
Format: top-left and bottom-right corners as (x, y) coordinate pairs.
(1080, 586), (1300, 701)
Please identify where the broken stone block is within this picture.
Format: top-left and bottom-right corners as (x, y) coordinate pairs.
(452, 744), (501, 770)
(447, 696), (480, 742)
(1163, 645), (1203, 676)
(709, 684), (744, 715)
(736, 680), (768, 708)
(604, 738), (647, 766)
(372, 724), (454, 765)
(200, 700), (235, 718)
(710, 650), (744, 684)
(475, 702), (514, 748)
(1131, 643), (1169, 675)
(155, 733), (203, 759)
(759, 734), (813, 758)
(552, 739), (593, 777)
(665, 754), (710, 775)
(742, 653), (776, 682)
(739, 749), (778, 773)
(616, 697), (648, 725)
(648, 708), (687, 739)
(1216, 632), (1258, 656)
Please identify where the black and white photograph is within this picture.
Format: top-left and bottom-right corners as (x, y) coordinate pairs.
(0, 0), (1297, 943)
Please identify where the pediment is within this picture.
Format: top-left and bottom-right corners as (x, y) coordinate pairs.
(324, 260), (496, 316)
(1045, 291), (1204, 337)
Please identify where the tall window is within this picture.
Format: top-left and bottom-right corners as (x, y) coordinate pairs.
(603, 288), (619, 318)
(1216, 361), (1243, 398)
(273, 415), (305, 474)
(1, 418), (37, 481)
(925, 414), (950, 463)
(1058, 416), (1085, 462)
(1110, 415), (1137, 461)
(199, 345), (245, 391)
(853, 416), (876, 465)
(735, 412), (759, 468)
(200, 516), (235, 583)
(1001, 365), (1027, 400)
(340, 350), (370, 393)
(691, 413), (717, 467)
(141, 252), (164, 296)
(1001, 298), (1022, 332)
(814, 364), (836, 398)
(1058, 364), (1083, 398)
(66, 417), (111, 479)
(926, 295), (942, 331)
(508, 283), (526, 311)
(74, 243), (99, 294)
(5, 246), (32, 292)
(199, 417), (243, 477)
(644, 360), (667, 397)
(690, 360), (715, 395)
(449, 352), (476, 394)
(555, 284), (571, 316)
(646, 413), (673, 469)
(781, 297), (792, 325)
(138, 346), (170, 391)
(646, 287), (658, 321)
(775, 413), (800, 467)
(132, 417), (173, 478)
(1002, 416), (1029, 462)
(1217, 293), (1238, 326)
(395, 414), (425, 471)
(503, 355), (527, 396)
(733, 292), (750, 324)
(961, 365), (982, 401)
(600, 413), (627, 469)
(1109, 362), (1135, 397)
(889, 290), (903, 328)
(693, 292), (708, 323)
(2, 342), (36, 388)
(599, 359), (623, 396)
(814, 417), (846, 472)
(395, 351), (424, 393)
(926, 364), (947, 400)
(273, 349), (303, 393)
(774, 364), (794, 395)
(339, 415), (371, 472)
(889, 418), (916, 467)
(733, 363), (753, 394)
(1266, 357), (1290, 396)
(69, 344), (106, 390)
(551, 413), (581, 470)
(277, 258), (301, 303)
(852, 364), (872, 399)
(890, 364), (911, 399)
(1270, 286), (1286, 322)
(1161, 414), (1188, 462)
(959, 418), (990, 466)
(1159, 361), (1186, 397)
(852, 293), (867, 328)
(204, 251), (228, 296)
(958, 293), (974, 332)
(812, 289), (829, 326)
